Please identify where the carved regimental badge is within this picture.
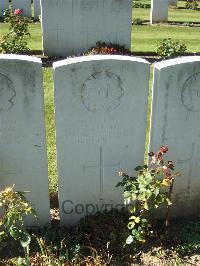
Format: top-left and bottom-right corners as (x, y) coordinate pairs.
(81, 71), (124, 113)
(181, 73), (200, 112)
(0, 73), (16, 113)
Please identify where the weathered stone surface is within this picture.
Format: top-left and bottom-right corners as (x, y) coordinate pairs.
(168, 0), (178, 6)
(34, 0), (40, 20)
(0, 0), (9, 17)
(150, 56), (200, 217)
(0, 55), (50, 226)
(12, 0), (32, 18)
(54, 55), (150, 225)
(41, 0), (132, 57)
(150, 0), (168, 23)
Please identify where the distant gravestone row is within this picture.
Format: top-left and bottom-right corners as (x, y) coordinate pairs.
(151, 0), (178, 24)
(151, 0), (169, 23)
(39, 0), (180, 57)
(0, 0), (40, 19)
(1, 0), (181, 57)
(40, 0), (132, 57)
(0, 54), (200, 226)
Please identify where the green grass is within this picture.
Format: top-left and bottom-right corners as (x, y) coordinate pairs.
(134, 7), (200, 23)
(43, 68), (58, 193)
(133, 0), (200, 22)
(132, 25), (200, 52)
(1, 21), (200, 54)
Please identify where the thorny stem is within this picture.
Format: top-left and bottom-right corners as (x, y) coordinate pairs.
(165, 177), (175, 234)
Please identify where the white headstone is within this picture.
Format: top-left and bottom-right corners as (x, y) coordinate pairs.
(12, 0), (32, 18)
(150, 0), (168, 24)
(0, 55), (50, 226)
(34, 0), (40, 20)
(41, 0), (132, 57)
(168, 0), (178, 7)
(0, 0), (9, 17)
(150, 56), (200, 217)
(54, 55), (150, 225)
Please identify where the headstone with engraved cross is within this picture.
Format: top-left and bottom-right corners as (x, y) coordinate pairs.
(150, 56), (200, 218)
(0, 54), (50, 226)
(54, 55), (150, 225)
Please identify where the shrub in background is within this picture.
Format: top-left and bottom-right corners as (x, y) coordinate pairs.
(0, 9), (31, 54)
(185, 0), (199, 10)
(133, 1), (151, 8)
(157, 38), (187, 59)
(85, 41), (132, 56)
(132, 18), (144, 25)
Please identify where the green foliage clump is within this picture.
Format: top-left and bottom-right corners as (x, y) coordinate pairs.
(0, 9), (31, 54)
(117, 146), (180, 246)
(185, 0), (199, 10)
(157, 38), (187, 59)
(0, 185), (36, 254)
(133, 1), (151, 8)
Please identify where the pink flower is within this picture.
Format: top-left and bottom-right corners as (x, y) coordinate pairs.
(160, 146), (168, 154)
(14, 9), (23, 16)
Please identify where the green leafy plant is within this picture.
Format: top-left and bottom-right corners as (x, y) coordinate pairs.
(132, 2), (151, 8)
(0, 185), (36, 260)
(185, 0), (199, 10)
(156, 38), (187, 59)
(117, 146), (180, 246)
(0, 9), (31, 54)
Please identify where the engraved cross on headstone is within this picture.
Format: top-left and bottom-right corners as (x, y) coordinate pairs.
(0, 168), (22, 190)
(177, 143), (200, 190)
(49, 25), (66, 49)
(83, 146), (121, 200)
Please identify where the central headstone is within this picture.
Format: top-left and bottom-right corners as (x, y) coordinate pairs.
(41, 0), (132, 57)
(53, 55), (150, 225)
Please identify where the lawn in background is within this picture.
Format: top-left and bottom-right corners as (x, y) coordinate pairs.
(1, 22), (200, 54)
